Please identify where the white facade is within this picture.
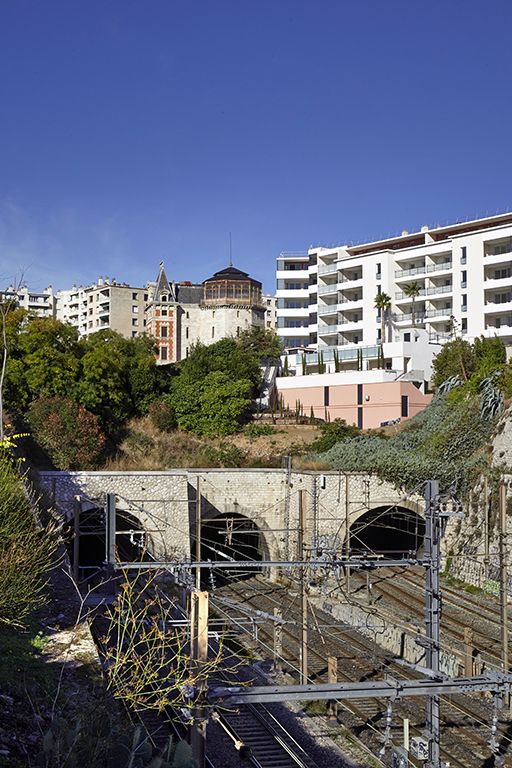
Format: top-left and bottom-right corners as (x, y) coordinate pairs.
(2, 285), (58, 318)
(276, 252), (310, 347)
(277, 210), (512, 380)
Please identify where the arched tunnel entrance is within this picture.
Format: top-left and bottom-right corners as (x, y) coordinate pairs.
(191, 513), (265, 587)
(349, 505), (425, 557)
(63, 507), (149, 583)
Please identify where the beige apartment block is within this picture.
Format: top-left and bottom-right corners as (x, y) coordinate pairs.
(58, 277), (151, 338)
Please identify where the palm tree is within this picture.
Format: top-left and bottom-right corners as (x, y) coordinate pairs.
(403, 281), (422, 327)
(374, 292), (392, 344)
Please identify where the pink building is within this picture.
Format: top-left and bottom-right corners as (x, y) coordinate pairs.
(276, 370), (432, 429)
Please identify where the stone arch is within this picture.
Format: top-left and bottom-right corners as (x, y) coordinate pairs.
(349, 502), (425, 557)
(191, 503), (273, 586)
(63, 501), (148, 582)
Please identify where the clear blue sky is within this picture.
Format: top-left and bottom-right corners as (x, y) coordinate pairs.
(1, 0), (511, 295)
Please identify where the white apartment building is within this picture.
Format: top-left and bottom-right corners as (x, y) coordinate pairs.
(264, 293), (278, 330)
(2, 285), (58, 318)
(277, 209), (512, 382)
(275, 252), (310, 347)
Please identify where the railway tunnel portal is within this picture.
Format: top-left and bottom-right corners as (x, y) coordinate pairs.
(38, 469), (426, 573)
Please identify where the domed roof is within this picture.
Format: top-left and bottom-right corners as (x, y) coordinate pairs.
(204, 264), (260, 285)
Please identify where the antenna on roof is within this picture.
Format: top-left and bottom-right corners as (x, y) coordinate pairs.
(230, 231), (232, 266)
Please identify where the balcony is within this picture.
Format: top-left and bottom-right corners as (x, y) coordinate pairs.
(318, 263), (339, 276)
(395, 288), (426, 300)
(318, 324), (344, 336)
(318, 284), (339, 296)
(426, 284), (453, 296)
(425, 308), (452, 318)
(395, 312), (425, 324)
(318, 303), (344, 316)
(429, 332), (452, 342)
(394, 261), (452, 279)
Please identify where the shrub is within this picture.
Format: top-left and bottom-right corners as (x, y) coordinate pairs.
(0, 452), (57, 626)
(27, 396), (107, 470)
(148, 398), (177, 433)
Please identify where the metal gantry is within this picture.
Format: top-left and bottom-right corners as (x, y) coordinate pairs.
(98, 483), (510, 768)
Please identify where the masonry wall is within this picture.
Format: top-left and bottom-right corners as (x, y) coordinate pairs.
(37, 469), (425, 568)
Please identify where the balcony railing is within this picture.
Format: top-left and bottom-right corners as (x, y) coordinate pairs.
(395, 288), (426, 300)
(429, 332), (452, 342)
(318, 303), (342, 315)
(425, 308), (452, 318)
(318, 263), (339, 275)
(318, 284), (339, 296)
(426, 284), (453, 296)
(395, 312), (425, 323)
(394, 261), (452, 279)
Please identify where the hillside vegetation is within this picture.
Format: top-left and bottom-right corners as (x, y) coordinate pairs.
(314, 336), (512, 494)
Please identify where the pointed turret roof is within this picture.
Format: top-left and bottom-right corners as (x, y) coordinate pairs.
(153, 262), (176, 301)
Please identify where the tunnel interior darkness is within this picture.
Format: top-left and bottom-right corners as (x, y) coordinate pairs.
(64, 507), (148, 577)
(191, 513), (263, 586)
(349, 505), (425, 557)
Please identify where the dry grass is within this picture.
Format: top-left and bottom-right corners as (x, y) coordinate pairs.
(101, 416), (323, 471)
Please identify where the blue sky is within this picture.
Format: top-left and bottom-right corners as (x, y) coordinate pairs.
(0, 0), (511, 295)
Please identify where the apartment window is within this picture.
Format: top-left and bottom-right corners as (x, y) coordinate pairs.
(267, 299), (271, 306)
(89, 308), (93, 315)
(267, 310), (271, 316)
(186, 327), (189, 339)
(404, 333), (411, 342)
(377, 285), (381, 295)
(160, 347), (168, 361)
(132, 331), (137, 338)
(461, 271), (467, 288)
(88, 321), (93, 328)
(401, 395), (409, 418)
(162, 309), (167, 316)
(461, 247), (467, 264)
(89, 296), (93, 303)
(132, 319), (138, 326)
(144, 293), (148, 301)
(494, 243), (512, 255)
(324, 387), (329, 407)
(376, 264), (381, 279)
(132, 305), (138, 313)
(494, 293), (511, 304)
(132, 292), (138, 300)
(494, 269), (510, 279)
(461, 295), (467, 312)
(267, 321), (271, 327)
(161, 326), (168, 338)
(462, 318), (467, 334)
(357, 407), (363, 429)
(357, 384), (363, 405)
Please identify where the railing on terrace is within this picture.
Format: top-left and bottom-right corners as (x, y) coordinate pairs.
(318, 263), (339, 275)
(394, 261), (452, 278)
(426, 285), (453, 296)
(395, 288), (426, 300)
(425, 308), (453, 318)
(309, 206), (512, 249)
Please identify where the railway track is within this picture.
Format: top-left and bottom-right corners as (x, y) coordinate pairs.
(211, 574), (512, 767)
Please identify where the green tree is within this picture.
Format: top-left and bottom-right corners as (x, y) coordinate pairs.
(403, 281), (422, 327)
(431, 338), (476, 387)
(27, 396), (107, 470)
(374, 292), (392, 344)
(179, 339), (261, 388)
(237, 326), (283, 360)
(173, 371), (251, 437)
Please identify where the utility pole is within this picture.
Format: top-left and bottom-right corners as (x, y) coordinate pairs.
(345, 473), (350, 594)
(484, 476), (489, 584)
(190, 590), (208, 768)
(424, 479), (441, 768)
(196, 477), (201, 590)
(273, 608), (282, 674)
(73, 496), (80, 585)
(500, 483), (508, 686)
(299, 489), (308, 685)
